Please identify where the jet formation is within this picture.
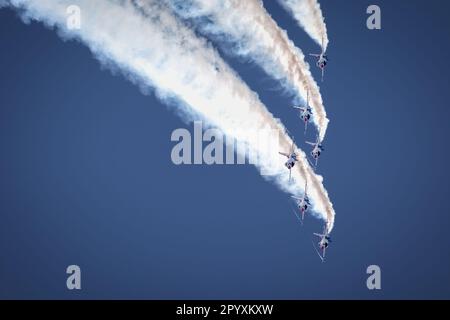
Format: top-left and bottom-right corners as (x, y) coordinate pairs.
(279, 39), (330, 261)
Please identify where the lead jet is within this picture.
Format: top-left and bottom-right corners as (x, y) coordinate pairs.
(309, 37), (328, 82)
(313, 226), (332, 261)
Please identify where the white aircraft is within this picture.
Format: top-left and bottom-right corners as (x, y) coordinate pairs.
(309, 37), (328, 82)
(313, 227), (332, 261)
(291, 181), (311, 221)
(279, 140), (298, 181)
(293, 89), (312, 134)
(306, 136), (324, 167)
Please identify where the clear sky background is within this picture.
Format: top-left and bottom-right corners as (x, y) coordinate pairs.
(1, 0), (449, 299)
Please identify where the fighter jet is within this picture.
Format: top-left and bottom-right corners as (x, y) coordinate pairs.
(313, 226), (332, 261)
(306, 136), (324, 167)
(291, 181), (311, 221)
(309, 37), (328, 82)
(293, 89), (312, 134)
(279, 140), (298, 181)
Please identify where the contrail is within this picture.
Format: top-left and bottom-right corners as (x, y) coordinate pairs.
(165, 0), (329, 141)
(2, 0), (335, 232)
(277, 0), (329, 51)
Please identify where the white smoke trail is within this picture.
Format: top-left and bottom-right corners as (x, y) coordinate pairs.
(3, 0), (335, 232)
(166, 0), (329, 141)
(277, 0), (329, 51)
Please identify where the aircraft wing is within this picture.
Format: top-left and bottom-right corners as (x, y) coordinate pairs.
(305, 141), (316, 146)
(313, 233), (324, 238)
(309, 53), (320, 57)
(291, 196), (302, 201)
(279, 152), (289, 157)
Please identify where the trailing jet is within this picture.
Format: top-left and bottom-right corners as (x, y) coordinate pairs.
(279, 140), (298, 181)
(306, 136), (324, 167)
(291, 181), (311, 221)
(293, 89), (312, 134)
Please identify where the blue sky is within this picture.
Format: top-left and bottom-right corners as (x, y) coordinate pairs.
(0, 0), (449, 299)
